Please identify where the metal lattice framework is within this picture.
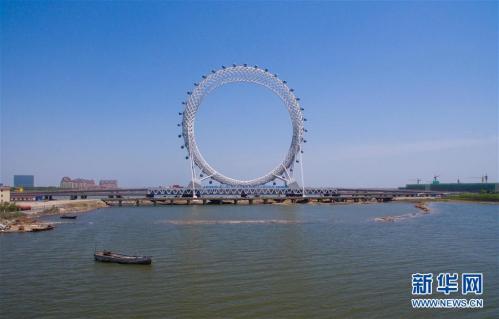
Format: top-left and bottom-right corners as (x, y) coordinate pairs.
(180, 65), (306, 188)
(149, 187), (337, 197)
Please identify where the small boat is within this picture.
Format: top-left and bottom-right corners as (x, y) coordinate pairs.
(94, 251), (152, 265)
(60, 215), (77, 219)
(31, 224), (54, 232)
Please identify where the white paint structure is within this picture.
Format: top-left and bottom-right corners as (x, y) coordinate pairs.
(179, 65), (306, 193)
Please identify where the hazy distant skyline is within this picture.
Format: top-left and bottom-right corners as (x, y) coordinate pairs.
(1, 1), (497, 187)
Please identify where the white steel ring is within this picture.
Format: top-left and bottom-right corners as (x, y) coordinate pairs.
(182, 65), (304, 186)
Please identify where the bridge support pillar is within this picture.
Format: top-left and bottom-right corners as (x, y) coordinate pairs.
(249, 199), (253, 205)
(169, 199), (173, 205)
(233, 199), (238, 205)
(263, 199), (269, 204)
(203, 199), (207, 205)
(187, 199), (191, 205)
(118, 200), (122, 207)
(152, 200), (157, 206)
(136, 200), (140, 206)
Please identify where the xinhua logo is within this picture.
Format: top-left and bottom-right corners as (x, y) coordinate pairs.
(462, 273), (483, 295)
(411, 273), (483, 309)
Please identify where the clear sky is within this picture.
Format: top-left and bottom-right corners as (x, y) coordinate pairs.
(1, 1), (497, 188)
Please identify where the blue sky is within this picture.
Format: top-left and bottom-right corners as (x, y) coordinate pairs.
(1, 1), (497, 187)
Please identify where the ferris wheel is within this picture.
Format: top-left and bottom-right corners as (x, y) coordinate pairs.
(178, 64), (307, 191)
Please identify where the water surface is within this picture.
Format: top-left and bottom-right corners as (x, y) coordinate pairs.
(1, 202), (497, 318)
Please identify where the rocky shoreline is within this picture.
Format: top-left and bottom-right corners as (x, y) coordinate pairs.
(32, 199), (108, 217)
(0, 199), (107, 234)
(414, 202), (430, 213)
(374, 201), (431, 223)
(0, 218), (54, 233)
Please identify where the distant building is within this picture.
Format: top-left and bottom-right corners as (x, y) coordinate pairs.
(99, 180), (118, 189)
(60, 177), (118, 189)
(60, 177), (97, 189)
(14, 175), (34, 188)
(0, 186), (10, 203)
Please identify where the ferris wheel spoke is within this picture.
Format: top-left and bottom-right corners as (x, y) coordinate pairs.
(180, 65), (306, 189)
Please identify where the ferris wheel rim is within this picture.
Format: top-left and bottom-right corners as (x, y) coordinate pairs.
(181, 65), (305, 187)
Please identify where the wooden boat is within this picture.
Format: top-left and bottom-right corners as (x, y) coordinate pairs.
(60, 215), (77, 219)
(94, 251), (152, 265)
(31, 224), (54, 232)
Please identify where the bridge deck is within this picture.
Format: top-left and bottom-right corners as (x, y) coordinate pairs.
(10, 187), (443, 201)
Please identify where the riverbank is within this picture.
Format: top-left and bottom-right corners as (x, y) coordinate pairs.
(395, 195), (499, 204)
(0, 209), (54, 233)
(444, 193), (499, 202)
(0, 218), (54, 233)
(17, 199), (108, 216)
(0, 199), (107, 233)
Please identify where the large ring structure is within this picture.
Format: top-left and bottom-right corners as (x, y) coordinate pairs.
(182, 65), (305, 187)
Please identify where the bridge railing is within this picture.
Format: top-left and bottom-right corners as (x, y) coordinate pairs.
(10, 186), (443, 201)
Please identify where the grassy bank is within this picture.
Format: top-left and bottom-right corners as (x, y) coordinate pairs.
(0, 210), (26, 220)
(447, 193), (499, 202)
(0, 202), (26, 220)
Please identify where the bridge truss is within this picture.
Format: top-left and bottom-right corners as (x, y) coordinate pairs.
(149, 187), (337, 197)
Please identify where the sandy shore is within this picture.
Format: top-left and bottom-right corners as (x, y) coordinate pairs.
(392, 196), (439, 202)
(17, 199), (108, 216)
(0, 200), (108, 233)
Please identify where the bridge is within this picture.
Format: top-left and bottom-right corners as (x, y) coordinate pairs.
(10, 188), (148, 201)
(10, 186), (443, 203)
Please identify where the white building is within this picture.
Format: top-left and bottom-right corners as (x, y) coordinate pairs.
(0, 186), (11, 203)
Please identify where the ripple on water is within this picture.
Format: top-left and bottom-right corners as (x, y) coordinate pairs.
(158, 219), (311, 225)
(0, 202), (497, 319)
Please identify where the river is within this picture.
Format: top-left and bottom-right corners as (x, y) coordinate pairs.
(0, 202), (497, 318)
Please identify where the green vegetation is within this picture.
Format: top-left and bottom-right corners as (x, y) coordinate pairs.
(447, 193), (499, 202)
(1, 202), (19, 212)
(0, 202), (25, 219)
(41, 206), (60, 214)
